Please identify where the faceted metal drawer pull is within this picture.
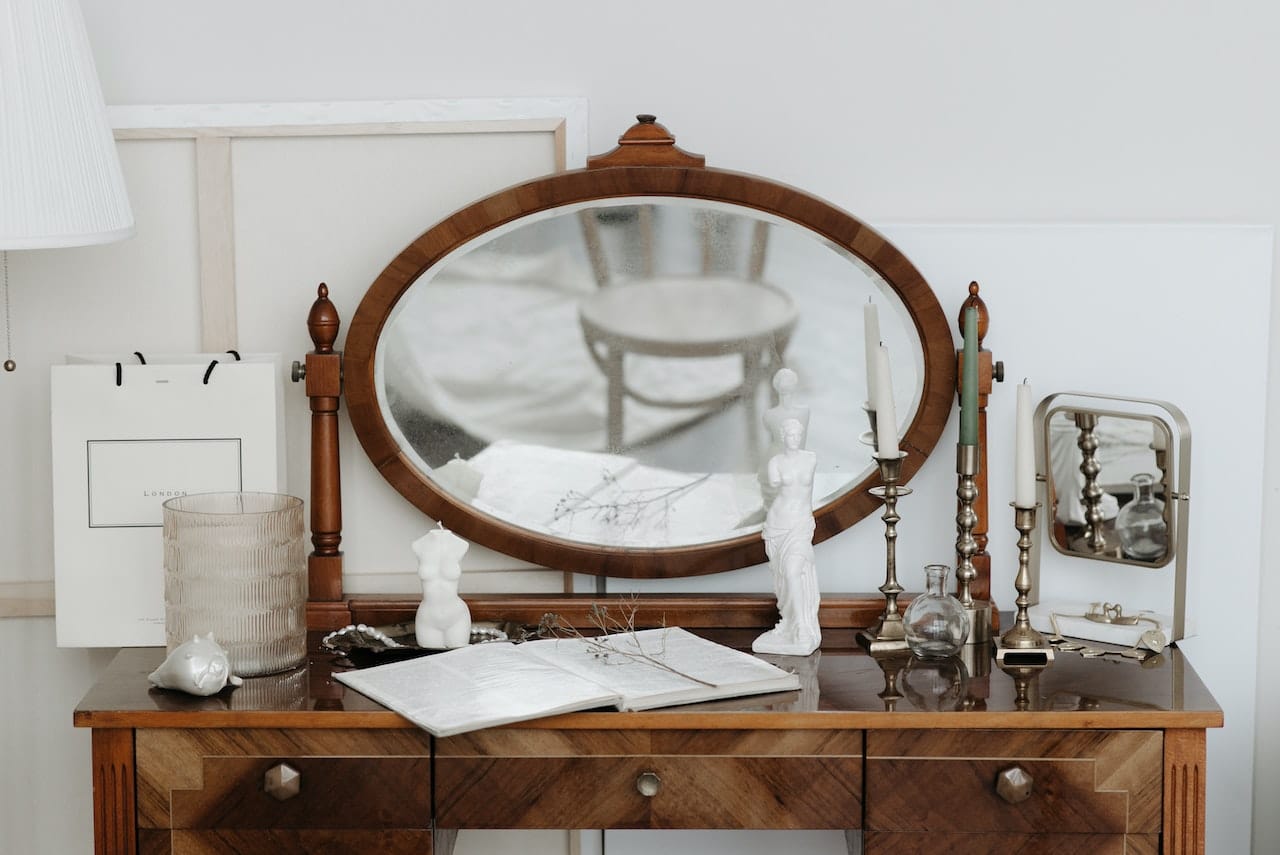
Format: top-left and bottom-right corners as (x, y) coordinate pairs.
(996, 765), (1033, 804)
(636, 771), (662, 797)
(264, 762), (302, 801)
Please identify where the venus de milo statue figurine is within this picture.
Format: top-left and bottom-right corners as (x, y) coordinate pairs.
(753, 417), (821, 656)
(414, 524), (472, 649)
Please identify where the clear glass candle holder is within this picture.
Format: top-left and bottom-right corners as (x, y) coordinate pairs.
(163, 492), (307, 677)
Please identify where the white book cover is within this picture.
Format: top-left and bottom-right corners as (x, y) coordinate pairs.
(50, 354), (286, 647)
(335, 627), (802, 737)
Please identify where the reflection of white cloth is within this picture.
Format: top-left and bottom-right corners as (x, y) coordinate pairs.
(461, 440), (844, 548)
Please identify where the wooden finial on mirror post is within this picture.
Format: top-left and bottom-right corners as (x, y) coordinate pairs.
(956, 281), (1004, 604)
(303, 283), (348, 625)
(587, 114), (707, 169)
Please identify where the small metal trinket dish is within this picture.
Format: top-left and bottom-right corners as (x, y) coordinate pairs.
(321, 621), (509, 665)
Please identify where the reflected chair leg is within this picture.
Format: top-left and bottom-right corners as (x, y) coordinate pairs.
(605, 348), (624, 452)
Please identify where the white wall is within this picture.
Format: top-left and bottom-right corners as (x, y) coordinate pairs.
(5, 2), (1279, 852)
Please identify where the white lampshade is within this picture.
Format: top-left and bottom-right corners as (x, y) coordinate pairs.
(0, 0), (133, 250)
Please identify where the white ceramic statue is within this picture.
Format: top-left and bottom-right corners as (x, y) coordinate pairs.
(759, 368), (810, 508)
(753, 417), (821, 656)
(148, 633), (243, 696)
(414, 525), (472, 649)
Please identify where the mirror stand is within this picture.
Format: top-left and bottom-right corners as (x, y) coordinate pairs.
(295, 116), (992, 641)
(299, 282), (999, 639)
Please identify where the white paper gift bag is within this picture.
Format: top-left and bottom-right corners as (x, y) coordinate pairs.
(51, 353), (287, 647)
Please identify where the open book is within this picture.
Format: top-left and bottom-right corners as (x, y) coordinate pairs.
(334, 627), (801, 737)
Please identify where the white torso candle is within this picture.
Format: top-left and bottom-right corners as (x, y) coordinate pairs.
(863, 301), (881, 407)
(873, 345), (899, 457)
(1014, 381), (1036, 507)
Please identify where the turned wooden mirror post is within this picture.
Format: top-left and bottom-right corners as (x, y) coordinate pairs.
(301, 283), (351, 628)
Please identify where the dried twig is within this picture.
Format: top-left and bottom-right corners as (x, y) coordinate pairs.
(537, 597), (717, 688)
(553, 469), (712, 530)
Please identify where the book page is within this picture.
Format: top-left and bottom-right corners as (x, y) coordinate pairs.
(334, 642), (620, 737)
(520, 627), (800, 711)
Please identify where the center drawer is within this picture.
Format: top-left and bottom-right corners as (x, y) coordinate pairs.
(435, 728), (863, 829)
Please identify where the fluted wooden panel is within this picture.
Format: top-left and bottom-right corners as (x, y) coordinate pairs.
(91, 729), (136, 855)
(866, 729), (1161, 835)
(1164, 728), (1207, 855)
(863, 832), (1157, 854)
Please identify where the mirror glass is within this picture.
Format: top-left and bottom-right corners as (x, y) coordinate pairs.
(1044, 408), (1174, 566)
(375, 197), (924, 550)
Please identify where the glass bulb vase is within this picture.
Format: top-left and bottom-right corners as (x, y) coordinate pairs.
(903, 564), (970, 659)
(1116, 472), (1168, 561)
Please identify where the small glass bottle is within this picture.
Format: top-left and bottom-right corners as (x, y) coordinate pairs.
(903, 564), (970, 658)
(1116, 472), (1168, 561)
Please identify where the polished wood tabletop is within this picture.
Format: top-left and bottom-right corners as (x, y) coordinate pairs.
(75, 637), (1222, 733)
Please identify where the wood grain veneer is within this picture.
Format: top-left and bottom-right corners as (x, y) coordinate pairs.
(866, 729), (1162, 836)
(436, 728), (862, 829)
(136, 729), (431, 834)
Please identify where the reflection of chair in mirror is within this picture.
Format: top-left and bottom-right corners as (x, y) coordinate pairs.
(577, 204), (797, 454)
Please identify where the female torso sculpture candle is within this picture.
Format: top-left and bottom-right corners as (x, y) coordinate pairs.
(413, 526), (472, 649)
(753, 418), (821, 656)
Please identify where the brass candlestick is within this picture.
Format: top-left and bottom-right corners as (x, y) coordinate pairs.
(856, 451), (911, 654)
(955, 444), (990, 645)
(1074, 411), (1108, 553)
(995, 503), (1054, 668)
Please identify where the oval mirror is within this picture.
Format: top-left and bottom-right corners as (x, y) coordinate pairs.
(345, 118), (955, 577)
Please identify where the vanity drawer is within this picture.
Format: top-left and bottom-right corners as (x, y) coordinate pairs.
(135, 728), (432, 842)
(436, 728), (863, 829)
(864, 729), (1162, 839)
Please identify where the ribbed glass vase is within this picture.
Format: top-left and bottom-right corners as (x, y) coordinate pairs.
(163, 492), (306, 677)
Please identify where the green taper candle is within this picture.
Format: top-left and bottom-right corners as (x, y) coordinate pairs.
(960, 305), (979, 445)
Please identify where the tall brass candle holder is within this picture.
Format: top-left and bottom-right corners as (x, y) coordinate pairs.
(1074, 411), (1108, 553)
(995, 503), (1054, 667)
(856, 451), (911, 654)
(955, 444), (991, 645)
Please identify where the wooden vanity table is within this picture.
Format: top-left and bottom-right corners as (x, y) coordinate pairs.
(74, 117), (1221, 854)
(76, 621), (1219, 855)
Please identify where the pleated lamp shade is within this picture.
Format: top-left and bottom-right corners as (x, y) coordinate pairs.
(0, 0), (133, 250)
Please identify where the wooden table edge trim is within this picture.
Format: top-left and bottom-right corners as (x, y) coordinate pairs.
(74, 708), (1224, 731)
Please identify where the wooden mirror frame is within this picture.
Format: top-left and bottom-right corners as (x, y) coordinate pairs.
(303, 117), (985, 630)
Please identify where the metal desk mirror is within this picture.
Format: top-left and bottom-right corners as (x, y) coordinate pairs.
(1028, 391), (1191, 643)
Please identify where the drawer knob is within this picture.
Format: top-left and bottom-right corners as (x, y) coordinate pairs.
(996, 765), (1033, 804)
(636, 771), (662, 797)
(264, 762), (302, 801)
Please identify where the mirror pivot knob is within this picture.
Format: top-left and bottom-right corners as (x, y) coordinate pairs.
(636, 771), (662, 797)
(291, 361), (306, 382)
(993, 360), (1005, 383)
(996, 765), (1033, 804)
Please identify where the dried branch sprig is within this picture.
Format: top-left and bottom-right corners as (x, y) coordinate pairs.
(552, 469), (712, 530)
(537, 597), (717, 688)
